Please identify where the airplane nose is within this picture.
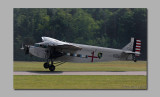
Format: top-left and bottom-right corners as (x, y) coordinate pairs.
(23, 45), (30, 55)
(20, 44), (29, 54)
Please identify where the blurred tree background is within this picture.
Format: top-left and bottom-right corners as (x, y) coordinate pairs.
(14, 8), (147, 61)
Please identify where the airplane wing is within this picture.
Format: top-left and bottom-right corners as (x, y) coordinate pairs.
(35, 37), (82, 50)
(55, 44), (82, 50)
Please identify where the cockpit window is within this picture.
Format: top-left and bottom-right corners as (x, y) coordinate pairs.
(43, 45), (47, 48)
(34, 44), (39, 47)
(34, 43), (47, 48)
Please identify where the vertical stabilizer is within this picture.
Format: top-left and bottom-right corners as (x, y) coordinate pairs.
(122, 37), (135, 51)
(122, 37), (141, 62)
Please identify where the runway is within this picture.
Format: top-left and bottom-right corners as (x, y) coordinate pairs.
(13, 71), (146, 75)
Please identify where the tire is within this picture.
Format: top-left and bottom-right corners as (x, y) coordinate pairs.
(132, 54), (137, 62)
(134, 59), (137, 62)
(49, 65), (55, 71)
(43, 63), (49, 69)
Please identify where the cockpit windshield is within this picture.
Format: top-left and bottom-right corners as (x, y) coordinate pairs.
(34, 43), (39, 47)
(34, 43), (47, 48)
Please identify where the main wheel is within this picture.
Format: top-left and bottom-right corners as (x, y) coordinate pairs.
(49, 65), (55, 71)
(134, 59), (137, 62)
(43, 63), (49, 69)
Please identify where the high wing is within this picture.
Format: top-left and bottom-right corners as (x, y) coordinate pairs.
(23, 36), (142, 71)
(35, 37), (82, 50)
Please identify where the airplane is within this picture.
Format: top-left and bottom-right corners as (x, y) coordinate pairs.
(21, 37), (141, 71)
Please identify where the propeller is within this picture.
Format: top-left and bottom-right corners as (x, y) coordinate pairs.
(25, 45), (30, 54)
(20, 43), (24, 50)
(20, 43), (30, 55)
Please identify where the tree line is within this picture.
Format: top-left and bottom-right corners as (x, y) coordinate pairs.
(14, 8), (147, 61)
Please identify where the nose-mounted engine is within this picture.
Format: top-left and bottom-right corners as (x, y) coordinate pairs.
(20, 44), (30, 55)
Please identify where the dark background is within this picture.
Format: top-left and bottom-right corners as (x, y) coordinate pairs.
(13, 8), (147, 61)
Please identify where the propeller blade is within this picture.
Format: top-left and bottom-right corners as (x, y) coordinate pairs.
(20, 43), (24, 50)
(20, 43), (30, 55)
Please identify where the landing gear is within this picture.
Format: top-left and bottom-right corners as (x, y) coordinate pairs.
(133, 54), (137, 62)
(43, 62), (49, 69)
(133, 58), (137, 62)
(43, 59), (56, 71)
(49, 65), (55, 71)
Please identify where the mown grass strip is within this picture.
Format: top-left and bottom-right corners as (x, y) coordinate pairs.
(14, 61), (147, 71)
(14, 75), (147, 89)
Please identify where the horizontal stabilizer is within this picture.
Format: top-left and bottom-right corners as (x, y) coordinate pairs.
(123, 50), (140, 55)
(122, 37), (141, 57)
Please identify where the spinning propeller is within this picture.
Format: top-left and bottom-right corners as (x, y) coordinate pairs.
(20, 43), (30, 54)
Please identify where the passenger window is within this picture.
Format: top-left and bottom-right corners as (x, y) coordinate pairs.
(34, 44), (39, 47)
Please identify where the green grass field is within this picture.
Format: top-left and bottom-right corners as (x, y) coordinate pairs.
(13, 61), (147, 89)
(14, 75), (146, 89)
(14, 61), (147, 71)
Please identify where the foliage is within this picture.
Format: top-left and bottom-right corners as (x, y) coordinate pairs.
(14, 8), (147, 61)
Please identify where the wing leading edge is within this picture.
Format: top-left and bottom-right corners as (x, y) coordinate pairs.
(35, 37), (82, 50)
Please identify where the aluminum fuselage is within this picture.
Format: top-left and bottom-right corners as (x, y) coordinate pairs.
(29, 40), (132, 63)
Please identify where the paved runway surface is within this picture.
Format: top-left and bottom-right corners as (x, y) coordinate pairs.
(14, 71), (146, 75)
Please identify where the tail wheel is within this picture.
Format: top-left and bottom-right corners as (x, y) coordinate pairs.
(49, 65), (55, 71)
(133, 54), (137, 62)
(134, 58), (137, 62)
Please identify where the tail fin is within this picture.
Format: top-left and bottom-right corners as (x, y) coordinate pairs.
(122, 37), (135, 51)
(122, 37), (141, 56)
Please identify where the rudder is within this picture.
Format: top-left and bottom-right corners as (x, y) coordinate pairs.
(133, 39), (141, 57)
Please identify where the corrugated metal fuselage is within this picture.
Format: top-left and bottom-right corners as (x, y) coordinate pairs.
(29, 43), (132, 63)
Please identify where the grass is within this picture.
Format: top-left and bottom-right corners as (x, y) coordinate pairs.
(13, 61), (147, 89)
(14, 61), (147, 71)
(14, 75), (147, 89)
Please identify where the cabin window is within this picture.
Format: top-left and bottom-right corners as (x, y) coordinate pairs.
(34, 44), (39, 47)
(43, 45), (47, 48)
(34, 43), (47, 48)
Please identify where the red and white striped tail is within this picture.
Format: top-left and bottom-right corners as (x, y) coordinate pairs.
(135, 40), (141, 56)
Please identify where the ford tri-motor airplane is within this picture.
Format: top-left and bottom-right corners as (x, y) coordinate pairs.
(21, 37), (141, 71)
